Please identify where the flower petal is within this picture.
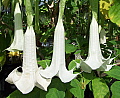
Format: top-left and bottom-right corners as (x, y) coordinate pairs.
(5, 67), (22, 84)
(36, 67), (51, 91)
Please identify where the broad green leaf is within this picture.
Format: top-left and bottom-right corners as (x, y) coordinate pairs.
(70, 79), (84, 98)
(68, 59), (80, 70)
(82, 72), (95, 86)
(65, 44), (77, 54)
(111, 81), (120, 98)
(109, 1), (120, 26)
(38, 60), (51, 68)
(46, 78), (66, 98)
(92, 78), (110, 98)
(7, 87), (40, 98)
(7, 78), (66, 98)
(105, 66), (120, 80)
(68, 60), (76, 70)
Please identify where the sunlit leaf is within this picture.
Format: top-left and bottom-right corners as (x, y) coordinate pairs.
(109, 1), (120, 26)
(92, 78), (110, 98)
(70, 79), (85, 98)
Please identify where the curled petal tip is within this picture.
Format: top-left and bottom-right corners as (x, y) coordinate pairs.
(36, 68), (51, 91)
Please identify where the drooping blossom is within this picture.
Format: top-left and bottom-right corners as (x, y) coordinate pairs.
(6, 2), (24, 51)
(5, 26), (51, 94)
(39, 0), (78, 83)
(79, 16), (114, 73)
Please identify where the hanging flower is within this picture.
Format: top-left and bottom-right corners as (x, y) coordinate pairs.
(39, 0), (78, 83)
(6, 2), (24, 51)
(100, 28), (106, 44)
(79, 16), (114, 73)
(5, 26), (51, 94)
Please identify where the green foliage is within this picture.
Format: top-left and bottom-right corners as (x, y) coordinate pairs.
(109, 1), (120, 26)
(92, 78), (110, 98)
(105, 66), (120, 80)
(68, 59), (80, 70)
(65, 40), (77, 54)
(111, 81), (120, 98)
(70, 79), (85, 98)
(7, 78), (66, 98)
(7, 87), (40, 98)
(38, 60), (51, 68)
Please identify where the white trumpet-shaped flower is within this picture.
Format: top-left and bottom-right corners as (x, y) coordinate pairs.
(6, 2), (24, 51)
(5, 26), (51, 94)
(40, 18), (78, 83)
(79, 16), (114, 73)
(39, 0), (78, 82)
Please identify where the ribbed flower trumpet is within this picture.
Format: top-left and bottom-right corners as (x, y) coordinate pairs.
(6, 2), (24, 51)
(39, 0), (78, 83)
(5, 26), (51, 94)
(79, 16), (114, 73)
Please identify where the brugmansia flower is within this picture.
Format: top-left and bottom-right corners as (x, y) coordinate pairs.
(6, 2), (24, 51)
(79, 16), (114, 73)
(39, 0), (78, 83)
(100, 28), (106, 44)
(5, 26), (51, 94)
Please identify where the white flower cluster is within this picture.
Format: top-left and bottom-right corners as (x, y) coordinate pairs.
(5, 1), (114, 94)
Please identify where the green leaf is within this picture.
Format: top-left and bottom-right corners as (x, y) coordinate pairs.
(111, 81), (120, 98)
(109, 1), (120, 26)
(70, 79), (84, 98)
(38, 60), (51, 68)
(68, 59), (80, 70)
(82, 72), (95, 86)
(105, 66), (120, 80)
(7, 87), (40, 98)
(92, 78), (110, 98)
(68, 60), (76, 70)
(46, 78), (66, 98)
(65, 44), (77, 54)
(7, 78), (66, 98)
